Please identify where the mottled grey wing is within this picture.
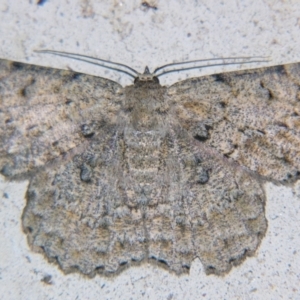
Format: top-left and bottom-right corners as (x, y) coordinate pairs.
(2, 59), (299, 278)
(139, 125), (267, 276)
(157, 63), (300, 275)
(0, 59), (121, 179)
(0, 59), (265, 277)
(29, 102), (266, 277)
(0, 60), (132, 275)
(169, 63), (300, 183)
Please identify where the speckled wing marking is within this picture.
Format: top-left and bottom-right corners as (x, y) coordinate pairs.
(0, 59), (299, 277)
(170, 64), (300, 183)
(0, 60), (121, 179)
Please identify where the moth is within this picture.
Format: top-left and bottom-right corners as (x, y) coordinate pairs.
(0, 50), (299, 277)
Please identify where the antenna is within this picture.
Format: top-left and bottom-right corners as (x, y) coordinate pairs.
(154, 57), (270, 77)
(35, 49), (138, 79)
(35, 49), (270, 81)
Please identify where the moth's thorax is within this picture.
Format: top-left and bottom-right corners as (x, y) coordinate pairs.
(123, 80), (168, 131)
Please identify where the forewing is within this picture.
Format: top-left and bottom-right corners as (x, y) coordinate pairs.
(168, 63), (300, 183)
(0, 59), (121, 179)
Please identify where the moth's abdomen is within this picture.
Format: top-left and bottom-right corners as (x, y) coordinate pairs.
(121, 130), (167, 207)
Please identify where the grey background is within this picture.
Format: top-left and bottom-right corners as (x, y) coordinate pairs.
(0, 1), (300, 299)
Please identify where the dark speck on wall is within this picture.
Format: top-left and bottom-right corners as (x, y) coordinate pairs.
(37, 0), (48, 6)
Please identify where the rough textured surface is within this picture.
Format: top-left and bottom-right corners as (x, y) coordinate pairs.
(0, 59), (299, 277)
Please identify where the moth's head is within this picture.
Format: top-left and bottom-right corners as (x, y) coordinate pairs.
(134, 67), (160, 84)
